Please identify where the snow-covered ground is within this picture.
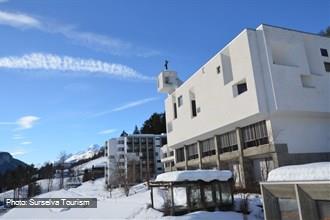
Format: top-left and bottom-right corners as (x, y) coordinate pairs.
(267, 162), (330, 181)
(1, 178), (264, 220)
(0, 177), (75, 202)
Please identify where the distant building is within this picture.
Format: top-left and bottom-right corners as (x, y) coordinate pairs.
(105, 134), (167, 186)
(158, 24), (330, 189)
(160, 144), (175, 172)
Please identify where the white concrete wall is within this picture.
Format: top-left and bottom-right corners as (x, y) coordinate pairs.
(257, 25), (330, 113)
(165, 30), (262, 147)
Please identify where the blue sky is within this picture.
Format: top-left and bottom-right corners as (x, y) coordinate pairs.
(0, 0), (329, 165)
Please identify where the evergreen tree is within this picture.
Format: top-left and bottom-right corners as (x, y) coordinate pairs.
(133, 125), (140, 134)
(120, 130), (128, 137)
(140, 112), (166, 134)
(320, 26), (330, 37)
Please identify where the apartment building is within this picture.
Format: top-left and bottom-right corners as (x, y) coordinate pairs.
(160, 144), (175, 172)
(105, 133), (167, 186)
(158, 24), (330, 189)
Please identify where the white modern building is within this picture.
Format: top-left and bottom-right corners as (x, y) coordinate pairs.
(105, 133), (167, 186)
(158, 24), (330, 189)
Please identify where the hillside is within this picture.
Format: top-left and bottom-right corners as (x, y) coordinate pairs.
(0, 152), (26, 174)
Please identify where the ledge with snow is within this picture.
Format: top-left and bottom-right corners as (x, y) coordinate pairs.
(260, 162), (330, 220)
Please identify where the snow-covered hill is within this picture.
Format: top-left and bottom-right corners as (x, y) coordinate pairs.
(65, 144), (101, 163)
(72, 156), (107, 172)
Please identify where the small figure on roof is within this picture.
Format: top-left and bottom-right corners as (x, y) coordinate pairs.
(164, 60), (169, 70)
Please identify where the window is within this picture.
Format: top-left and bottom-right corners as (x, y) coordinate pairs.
(237, 82), (247, 95)
(201, 138), (216, 157)
(119, 154), (125, 159)
(324, 62), (330, 72)
(187, 143), (198, 160)
(178, 96), (183, 107)
(242, 120), (269, 149)
(176, 148), (185, 162)
(216, 65), (221, 74)
(173, 103), (177, 119)
(191, 100), (197, 117)
(164, 76), (170, 84)
(157, 160), (161, 163)
(321, 48), (328, 57)
(118, 147), (124, 152)
(218, 131), (238, 153)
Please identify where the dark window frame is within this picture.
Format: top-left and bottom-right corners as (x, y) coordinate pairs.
(321, 48), (328, 57)
(216, 65), (221, 74)
(324, 62), (330, 72)
(191, 100), (197, 117)
(173, 103), (178, 119)
(237, 82), (248, 95)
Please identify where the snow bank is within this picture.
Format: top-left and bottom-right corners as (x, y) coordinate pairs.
(267, 162), (330, 182)
(155, 170), (232, 182)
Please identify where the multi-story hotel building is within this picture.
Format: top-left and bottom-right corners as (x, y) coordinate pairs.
(158, 24), (330, 189)
(105, 133), (167, 186)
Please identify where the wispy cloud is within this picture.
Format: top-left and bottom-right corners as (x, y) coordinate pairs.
(0, 115), (40, 130)
(0, 10), (159, 57)
(20, 141), (32, 145)
(0, 53), (153, 80)
(91, 97), (158, 117)
(12, 134), (24, 140)
(0, 11), (40, 28)
(98, 129), (117, 135)
(17, 116), (40, 130)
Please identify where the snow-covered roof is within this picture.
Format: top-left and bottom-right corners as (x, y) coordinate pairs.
(155, 170), (232, 182)
(267, 162), (330, 182)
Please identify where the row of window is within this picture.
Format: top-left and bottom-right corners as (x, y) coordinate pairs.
(175, 120), (269, 162)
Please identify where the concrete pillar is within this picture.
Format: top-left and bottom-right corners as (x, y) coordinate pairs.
(236, 127), (251, 189)
(186, 186), (191, 212)
(260, 185), (281, 220)
(183, 145), (188, 170)
(170, 184), (175, 215)
(295, 184), (319, 220)
(146, 139), (150, 181)
(150, 187), (154, 208)
(139, 138), (142, 181)
(197, 141), (203, 169)
(214, 136), (221, 169)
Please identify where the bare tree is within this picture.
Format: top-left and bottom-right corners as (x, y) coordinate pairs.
(57, 151), (67, 189)
(108, 154), (138, 197)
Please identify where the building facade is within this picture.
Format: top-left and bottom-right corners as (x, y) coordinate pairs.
(105, 134), (167, 186)
(158, 24), (330, 189)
